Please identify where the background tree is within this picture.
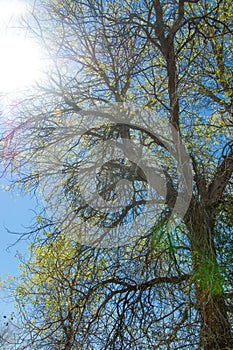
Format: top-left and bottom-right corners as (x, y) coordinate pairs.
(0, 315), (21, 350)
(1, 0), (233, 349)
(14, 234), (101, 349)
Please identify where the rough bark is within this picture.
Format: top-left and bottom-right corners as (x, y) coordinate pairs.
(186, 200), (233, 349)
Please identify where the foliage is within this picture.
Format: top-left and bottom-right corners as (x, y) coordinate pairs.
(1, 0), (233, 349)
(14, 229), (196, 349)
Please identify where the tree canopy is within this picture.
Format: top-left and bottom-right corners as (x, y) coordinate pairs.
(1, 0), (233, 349)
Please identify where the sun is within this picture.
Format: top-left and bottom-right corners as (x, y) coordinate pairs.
(0, 34), (43, 92)
(0, 0), (44, 93)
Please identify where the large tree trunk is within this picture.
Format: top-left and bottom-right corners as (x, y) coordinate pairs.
(187, 200), (233, 349)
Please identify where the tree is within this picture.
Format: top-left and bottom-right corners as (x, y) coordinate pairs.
(14, 226), (195, 349)
(0, 315), (21, 350)
(2, 0), (233, 349)
(14, 234), (101, 349)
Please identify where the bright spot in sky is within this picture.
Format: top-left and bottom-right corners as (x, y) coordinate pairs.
(0, 34), (43, 92)
(0, 0), (27, 23)
(0, 0), (44, 92)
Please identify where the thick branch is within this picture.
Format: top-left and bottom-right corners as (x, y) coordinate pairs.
(206, 149), (233, 208)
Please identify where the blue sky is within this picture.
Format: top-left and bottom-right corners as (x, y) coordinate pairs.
(0, 177), (36, 316)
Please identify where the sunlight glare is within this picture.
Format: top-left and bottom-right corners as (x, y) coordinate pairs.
(0, 0), (44, 92)
(0, 34), (43, 92)
(0, 0), (28, 24)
